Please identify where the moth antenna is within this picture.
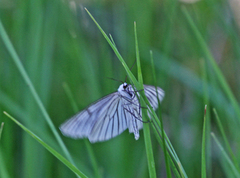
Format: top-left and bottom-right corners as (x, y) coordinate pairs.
(125, 59), (137, 82)
(106, 77), (124, 84)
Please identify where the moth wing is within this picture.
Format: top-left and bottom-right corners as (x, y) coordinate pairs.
(60, 92), (129, 143)
(144, 85), (164, 110)
(125, 104), (143, 140)
(122, 84), (165, 136)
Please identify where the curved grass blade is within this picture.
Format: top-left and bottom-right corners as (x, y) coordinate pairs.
(62, 82), (101, 178)
(84, 8), (139, 89)
(150, 51), (171, 178)
(213, 109), (240, 172)
(211, 133), (240, 177)
(0, 90), (26, 119)
(0, 20), (75, 165)
(3, 111), (87, 178)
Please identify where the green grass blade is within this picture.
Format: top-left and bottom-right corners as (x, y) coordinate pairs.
(0, 19), (75, 166)
(134, 22), (156, 178)
(62, 82), (101, 178)
(182, 6), (240, 124)
(150, 108), (187, 177)
(84, 8), (139, 88)
(135, 22), (143, 84)
(201, 105), (207, 178)
(149, 123), (181, 178)
(213, 108), (240, 172)
(0, 123), (4, 141)
(62, 82), (79, 112)
(150, 51), (171, 178)
(200, 59), (211, 177)
(0, 148), (10, 178)
(0, 90), (26, 119)
(211, 133), (240, 177)
(109, 34), (116, 47)
(150, 114), (187, 177)
(3, 112), (87, 178)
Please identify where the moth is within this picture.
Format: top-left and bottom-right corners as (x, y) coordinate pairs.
(60, 83), (164, 143)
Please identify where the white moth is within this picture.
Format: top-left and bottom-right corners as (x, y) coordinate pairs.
(60, 83), (164, 143)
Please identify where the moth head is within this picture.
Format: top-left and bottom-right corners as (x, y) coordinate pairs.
(118, 82), (128, 92)
(123, 82), (128, 89)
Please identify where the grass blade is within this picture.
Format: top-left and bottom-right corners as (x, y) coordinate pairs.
(150, 51), (171, 178)
(3, 111), (87, 178)
(213, 109), (240, 172)
(109, 34), (116, 47)
(84, 8), (139, 88)
(134, 22), (143, 84)
(62, 82), (79, 112)
(62, 82), (101, 178)
(0, 19), (75, 166)
(134, 22), (156, 178)
(0, 148), (10, 178)
(0, 123), (4, 141)
(200, 59), (212, 177)
(201, 105), (207, 178)
(211, 133), (240, 177)
(0, 90), (26, 119)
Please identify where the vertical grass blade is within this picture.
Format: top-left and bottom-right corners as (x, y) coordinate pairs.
(3, 112), (87, 178)
(211, 133), (240, 177)
(62, 82), (101, 178)
(134, 22), (143, 84)
(62, 82), (80, 112)
(150, 51), (171, 178)
(213, 109), (240, 172)
(201, 105), (207, 178)
(182, 6), (240, 124)
(134, 22), (156, 178)
(0, 123), (4, 140)
(0, 148), (10, 178)
(146, 96), (186, 177)
(200, 59), (212, 177)
(0, 20), (75, 165)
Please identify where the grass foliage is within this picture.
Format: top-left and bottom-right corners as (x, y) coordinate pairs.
(1, 0), (240, 177)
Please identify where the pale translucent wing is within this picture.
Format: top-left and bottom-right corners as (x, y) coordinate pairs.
(126, 85), (164, 135)
(126, 85), (164, 138)
(144, 85), (164, 110)
(126, 104), (143, 139)
(60, 84), (164, 143)
(88, 97), (128, 142)
(60, 92), (129, 143)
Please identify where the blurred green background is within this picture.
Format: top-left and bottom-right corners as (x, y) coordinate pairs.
(1, 0), (240, 177)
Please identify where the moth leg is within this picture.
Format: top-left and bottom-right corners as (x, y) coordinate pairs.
(133, 89), (144, 93)
(121, 96), (140, 108)
(123, 107), (150, 123)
